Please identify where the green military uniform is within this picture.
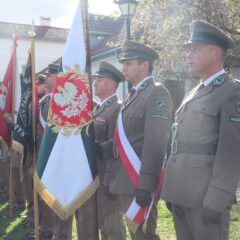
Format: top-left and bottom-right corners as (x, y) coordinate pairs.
(111, 41), (173, 239)
(76, 62), (126, 240)
(161, 21), (240, 240)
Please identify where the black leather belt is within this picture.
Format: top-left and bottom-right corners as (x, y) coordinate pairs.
(172, 141), (217, 155)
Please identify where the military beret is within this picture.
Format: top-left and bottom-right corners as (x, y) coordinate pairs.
(46, 63), (60, 74)
(118, 40), (159, 62)
(36, 74), (46, 84)
(186, 20), (235, 51)
(92, 61), (125, 83)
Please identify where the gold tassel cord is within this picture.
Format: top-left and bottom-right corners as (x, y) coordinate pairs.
(12, 140), (24, 155)
(34, 172), (99, 220)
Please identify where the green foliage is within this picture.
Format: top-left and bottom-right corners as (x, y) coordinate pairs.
(0, 202), (32, 240)
(130, 0), (240, 81)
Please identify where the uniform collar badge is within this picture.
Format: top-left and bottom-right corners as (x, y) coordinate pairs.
(236, 101), (240, 113)
(104, 97), (114, 107)
(138, 81), (149, 92)
(213, 75), (225, 86)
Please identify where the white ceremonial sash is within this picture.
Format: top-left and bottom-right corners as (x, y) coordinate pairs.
(115, 109), (153, 232)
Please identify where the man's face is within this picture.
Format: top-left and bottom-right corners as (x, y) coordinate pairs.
(37, 83), (49, 98)
(44, 73), (57, 91)
(186, 43), (218, 77)
(121, 59), (143, 85)
(93, 76), (115, 100)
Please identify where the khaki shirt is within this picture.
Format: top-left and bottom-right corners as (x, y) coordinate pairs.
(93, 95), (121, 185)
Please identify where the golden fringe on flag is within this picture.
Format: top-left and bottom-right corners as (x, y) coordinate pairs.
(34, 173), (99, 220)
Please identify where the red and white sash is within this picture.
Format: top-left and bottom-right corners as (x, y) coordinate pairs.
(39, 108), (46, 134)
(115, 109), (156, 232)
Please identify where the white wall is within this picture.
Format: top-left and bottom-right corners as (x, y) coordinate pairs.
(0, 37), (126, 100)
(0, 38), (14, 78)
(0, 37), (65, 78)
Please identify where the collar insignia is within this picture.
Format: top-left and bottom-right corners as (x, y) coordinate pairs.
(138, 81), (149, 92)
(104, 97), (114, 107)
(236, 101), (240, 113)
(214, 75), (225, 86)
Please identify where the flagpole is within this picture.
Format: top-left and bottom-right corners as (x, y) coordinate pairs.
(8, 37), (17, 216)
(82, 1), (99, 239)
(30, 32), (40, 240)
(82, 0), (92, 79)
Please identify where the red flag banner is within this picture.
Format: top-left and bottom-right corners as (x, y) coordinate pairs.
(0, 37), (21, 147)
(0, 52), (14, 146)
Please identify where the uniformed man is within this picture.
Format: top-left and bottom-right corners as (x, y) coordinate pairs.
(0, 139), (8, 201)
(23, 74), (49, 228)
(37, 63), (73, 240)
(161, 20), (240, 240)
(36, 74), (50, 99)
(76, 61), (126, 240)
(111, 40), (173, 239)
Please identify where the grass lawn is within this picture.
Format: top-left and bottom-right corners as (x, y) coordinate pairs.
(0, 202), (32, 239)
(1, 198), (240, 240)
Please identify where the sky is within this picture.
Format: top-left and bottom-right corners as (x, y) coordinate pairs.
(0, 0), (120, 28)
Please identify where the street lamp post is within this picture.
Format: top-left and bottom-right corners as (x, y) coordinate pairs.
(114, 0), (138, 40)
(114, 0), (139, 93)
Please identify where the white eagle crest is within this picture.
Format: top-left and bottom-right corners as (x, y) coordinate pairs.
(54, 82), (88, 118)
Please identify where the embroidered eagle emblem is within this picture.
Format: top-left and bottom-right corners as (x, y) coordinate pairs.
(48, 72), (93, 137)
(54, 82), (88, 118)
